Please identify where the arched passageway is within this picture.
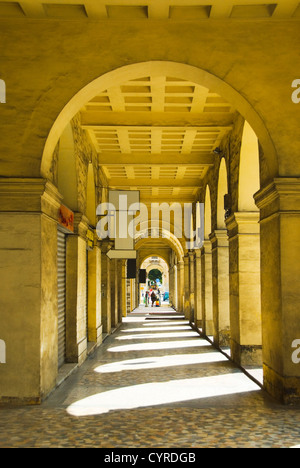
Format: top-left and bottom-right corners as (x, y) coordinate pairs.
(139, 256), (170, 307)
(1, 57), (300, 408)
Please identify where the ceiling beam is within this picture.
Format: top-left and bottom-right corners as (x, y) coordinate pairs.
(109, 178), (201, 187)
(140, 197), (197, 203)
(98, 153), (215, 166)
(81, 111), (234, 128)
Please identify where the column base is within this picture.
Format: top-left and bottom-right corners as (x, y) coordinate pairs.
(205, 320), (214, 336)
(67, 337), (87, 366)
(231, 340), (262, 366)
(219, 328), (231, 347)
(264, 364), (300, 405)
(88, 324), (103, 346)
(0, 396), (41, 406)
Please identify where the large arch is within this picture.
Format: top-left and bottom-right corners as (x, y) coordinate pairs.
(217, 158), (229, 229)
(135, 227), (185, 263)
(238, 121), (260, 212)
(41, 61), (278, 183)
(204, 185), (212, 239)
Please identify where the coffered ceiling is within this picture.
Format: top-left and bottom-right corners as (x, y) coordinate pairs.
(80, 76), (235, 202)
(0, 0), (299, 20)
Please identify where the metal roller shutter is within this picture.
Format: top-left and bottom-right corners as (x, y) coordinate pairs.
(57, 230), (66, 368)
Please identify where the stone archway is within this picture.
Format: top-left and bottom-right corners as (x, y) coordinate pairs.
(41, 61), (278, 184)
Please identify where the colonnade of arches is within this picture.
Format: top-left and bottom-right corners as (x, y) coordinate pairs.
(1, 61), (300, 407)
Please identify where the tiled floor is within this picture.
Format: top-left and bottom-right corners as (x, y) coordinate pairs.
(1, 306), (300, 448)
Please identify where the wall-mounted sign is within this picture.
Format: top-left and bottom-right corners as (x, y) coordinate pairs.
(58, 205), (74, 232)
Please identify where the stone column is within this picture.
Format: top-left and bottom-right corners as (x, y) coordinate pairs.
(169, 265), (175, 308)
(226, 212), (262, 366)
(177, 260), (184, 314)
(110, 259), (119, 328)
(210, 230), (230, 348)
(189, 251), (195, 323)
(0, 179), (63, 403)
(184, 255), (191, 321)
(101, 242), (112, 335)
(121, 260), (127, 318)
(194, 249), (202, 329)
(201, 240), (213, 336)
(255, 179), (300, 404)
(117, 259), (123, 323)
(87, 242), (102, 346)
(66, 213), (89, 366)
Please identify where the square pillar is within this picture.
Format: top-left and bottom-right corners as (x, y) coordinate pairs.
(201, 241), (213, 336)
(194, 249), (202, 329)
(210, 230), (230, 348)
(177, 260), (184, 314)
(122, 260), (128, 318)
(226, 212), (262, 366)
(110, 258), (119, 328)
(65, 214), (89, 366)
(189, 252), (195, 323)
(184, 255), (191, 321)
(101, 242), (112, 334)
(0, 179), (62, 403)
(87, 244), (102, 345)
(116, 259), (123, 323)
(169, 265), (175, 309)
(255, 179), (300, 404)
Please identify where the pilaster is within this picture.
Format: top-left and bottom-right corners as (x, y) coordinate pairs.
(66, 213), (89, 366)
(0, 178), (62, 403)
(100, 241), (113, 334)
(184, 255), (191, 321)
(189, 251), (195, 323)
(194, 249), (202, 329)
(255, 178), (300, 404)
(177, 260), (184, 314)
(201, 240), (213, 336)
(87, 239), (103, 346)
(226, 212), (262, 366)
(210, 230), (230, 348)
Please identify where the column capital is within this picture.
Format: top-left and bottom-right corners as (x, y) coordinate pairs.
(184, 254), (190, 265)
(0, 177), (62, 220)
(202, 239), (212, 253)
(188, 250), (196, 260)
(99, 239), (115, 254)
(209, 229), (229, 247)
(194, 248), (202, 259)
(254, 178), (300, 219)
(73, 213), (89, 238)
(226, 212), (260, 236)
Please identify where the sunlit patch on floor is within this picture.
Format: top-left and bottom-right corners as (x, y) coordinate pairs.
(94, 352), (228, 374)
(67, 373), (261, 417)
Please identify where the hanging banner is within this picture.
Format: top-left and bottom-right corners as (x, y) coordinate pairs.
(58, 205), (74, 232)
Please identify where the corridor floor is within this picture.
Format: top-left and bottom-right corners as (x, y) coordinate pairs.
(1, 306), (300, 448)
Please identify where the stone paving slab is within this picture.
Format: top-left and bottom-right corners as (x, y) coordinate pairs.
(1, 307), (300, 448)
